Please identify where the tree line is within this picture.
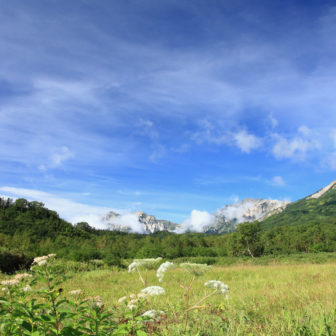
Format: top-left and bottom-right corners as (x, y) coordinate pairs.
(1, 197), (336, 268)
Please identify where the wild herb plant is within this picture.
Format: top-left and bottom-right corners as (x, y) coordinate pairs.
(1, 256), (229, 335)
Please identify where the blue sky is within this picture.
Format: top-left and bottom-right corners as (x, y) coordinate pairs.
(1, 0), (336, 226)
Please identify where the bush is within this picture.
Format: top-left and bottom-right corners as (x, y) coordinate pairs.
(0, 252), (33, 274)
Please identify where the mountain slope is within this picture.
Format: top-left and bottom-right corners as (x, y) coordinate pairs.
(205, 198), (290, 233)
(102, 211), (179, 233)
(261, 181), (336, 229)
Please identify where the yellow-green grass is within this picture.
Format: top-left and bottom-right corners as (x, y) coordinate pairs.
(60, 263), (336, 335)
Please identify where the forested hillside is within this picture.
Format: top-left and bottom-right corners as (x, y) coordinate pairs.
(1, 196), (336, 272)
(261, 187), (336, 229)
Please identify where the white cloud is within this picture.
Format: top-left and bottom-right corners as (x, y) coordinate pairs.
(177, 209), (214, 233)
(233, 130), (263, 153)
(192, 121), (262, 153)
(50, 146), (74, 167)
(272, 126), (320, 160)
(271, 176), (285, 186)
(0, 186), (113, 229)
(112, 213), (144, 233)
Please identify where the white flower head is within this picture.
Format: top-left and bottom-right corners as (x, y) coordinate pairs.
(37, 260), (47, 266)
(156, 261), (175, 283)
(69, 289), (82, 296)
(1, 279), (20, 286)
(128, 258), (162, 272)
(48, 254), (56, 258)
(142, 310), (165, 322)
(91, 296), (103, 309)
(14, 273), (32, 281)
(137, 292), (148, 299)
(141, 286), (165, 296)
(127, 298), (138, 310)
(23, 285), (32, 292)
(33, 256), (49, 264)
(204, 280), (229, 297)
(117, 296), (127, 304)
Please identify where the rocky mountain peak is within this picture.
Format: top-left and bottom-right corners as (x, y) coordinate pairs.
(204, 198), (290, 233)
(102, 210), (179, 233)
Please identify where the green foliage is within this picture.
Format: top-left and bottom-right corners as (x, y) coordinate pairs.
(261, 188), (336, 229)
(3, 193), (336, 268)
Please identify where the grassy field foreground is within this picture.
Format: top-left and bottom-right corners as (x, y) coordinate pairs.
(60, 262), (336, 335)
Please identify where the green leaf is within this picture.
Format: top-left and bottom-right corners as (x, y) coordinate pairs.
(60, 326), (83, 336)
(136, 331), (148, 336)
(21, 320), (32, 332)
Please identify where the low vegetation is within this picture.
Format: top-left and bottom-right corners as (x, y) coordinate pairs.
(1, 256), (336, 335)
(2, 196), (336, 334)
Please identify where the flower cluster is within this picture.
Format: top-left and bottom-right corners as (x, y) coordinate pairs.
(180, 262), (211, 276)
(204, 280), (229, 297)
(1, 272), (33, 289)
(69, 289), (82, 296)
(128, 257), (162, 272)
(117, 291), (149, 310)
(14, 273), (32, 281)
(33, 253), (56, 266)
(23, 285), (32, 292)
(142, 309), (165, 322)
(140, 286), (165, 296)
(1, 279), (20, 287)
(87, 295), (103, 309)
(156, 261), (175, 282)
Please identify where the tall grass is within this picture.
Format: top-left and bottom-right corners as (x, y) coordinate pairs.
(1, 258), (336, 335)
(60, 262), (336, 335)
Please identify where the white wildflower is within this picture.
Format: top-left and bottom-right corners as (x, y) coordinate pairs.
(129, 293), (137, 299)
(142, 309), (165, 322)
(141, 286), (165, 296)
(137, 292), (148, 299)
(91, 296), (103, 309)
(14, 273), (32, 281)
(180, 262), (211, 276)
(127, 298), (138, 309)
(33, 255), (49, 264)
(1, 287), (8, 292)
(1, 279), (20, 286)
(37, 260), (47, 266)
(92, 301), (103, 308)
(128, 258), (162, 272)
(69, 289), (82, 295)
(23, 285), (32, 292)
(48, 253), (56, 258)
(117, 296), (127, 304)
(156, 261), (175, 283)
(204, 280), (229, 297)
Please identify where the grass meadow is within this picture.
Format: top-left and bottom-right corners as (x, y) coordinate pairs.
(60, 262), (336, 335)
(0, 258), (336, 336)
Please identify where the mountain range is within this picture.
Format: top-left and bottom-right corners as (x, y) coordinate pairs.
(102, 197), (290, 234)
(102, 180), (336, 234)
